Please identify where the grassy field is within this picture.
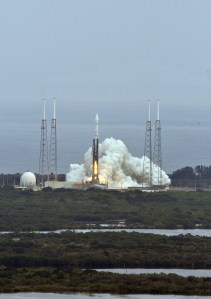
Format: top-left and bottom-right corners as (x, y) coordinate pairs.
(0, 188), (211, 230)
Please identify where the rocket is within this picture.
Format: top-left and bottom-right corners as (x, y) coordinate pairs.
(92, 114), (99, 183)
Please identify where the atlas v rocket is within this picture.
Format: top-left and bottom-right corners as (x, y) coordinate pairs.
(92, 114), (99, 183)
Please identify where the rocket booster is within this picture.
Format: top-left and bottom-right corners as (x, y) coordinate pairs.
(92, 114), (99, 183)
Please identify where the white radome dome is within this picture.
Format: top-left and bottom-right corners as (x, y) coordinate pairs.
(20, 172), (36, 188)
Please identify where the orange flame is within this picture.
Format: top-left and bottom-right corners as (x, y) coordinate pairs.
(94, 161), (98, 175)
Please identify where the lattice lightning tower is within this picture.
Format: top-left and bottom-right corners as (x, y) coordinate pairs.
(39, 99), (49, 186)
(143, 100), (152, 187)
(49, 98), (57, 181)
(153, 100), (162, 186)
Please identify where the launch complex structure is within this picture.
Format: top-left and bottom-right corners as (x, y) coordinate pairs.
(39, 98), (57, 187)
(39, 99), (165, 190)
(143, 99), (163, 189)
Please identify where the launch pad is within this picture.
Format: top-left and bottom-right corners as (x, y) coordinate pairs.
(82, 181), (108, 190)
(63, 105), (170, 190)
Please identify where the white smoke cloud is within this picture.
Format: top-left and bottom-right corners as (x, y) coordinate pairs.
(66, 137), (171, 188)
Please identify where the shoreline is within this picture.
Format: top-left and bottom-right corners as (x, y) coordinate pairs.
(0, 269), (211, 295)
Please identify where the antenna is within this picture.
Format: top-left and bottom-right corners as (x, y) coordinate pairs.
(49, 98), (57, 181)
(157, 99), (160, 121)
(143, 100), (152, 188)
(53, 97), (56, 119)
(153, 99), (162, 187)
(43, 98), (46, 120)
(39, 99), (49, 187)
(148, 99), (151, 121)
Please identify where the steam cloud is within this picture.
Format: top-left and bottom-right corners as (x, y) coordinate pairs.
(66, 137), (170, 188)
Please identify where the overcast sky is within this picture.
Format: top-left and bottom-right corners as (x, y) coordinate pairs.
(0, 0), (211, 126)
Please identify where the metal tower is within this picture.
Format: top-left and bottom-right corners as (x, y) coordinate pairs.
(49, 98), (57, 181)
(143, 100), (152, 187)
(153, 100), (162, 186)
(39, 99), (49, 186)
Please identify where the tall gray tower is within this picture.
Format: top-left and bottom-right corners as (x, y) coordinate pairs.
(39, 99), (49, 186)
(153, 100), (162, 186)
(143, 100), (152, 187)
(49, 98), (57, 181)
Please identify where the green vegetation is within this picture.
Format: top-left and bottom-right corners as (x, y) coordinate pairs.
(0, 188), (211, 230)
(0, 231), (210, 269)
(170, 165), (211, 189)
(0, 268), (210, 295)
(171, 165), (211, 180)
(0, 188), (211, 295)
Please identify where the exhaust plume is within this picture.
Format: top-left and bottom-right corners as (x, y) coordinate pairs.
(66, 138), (170, 188)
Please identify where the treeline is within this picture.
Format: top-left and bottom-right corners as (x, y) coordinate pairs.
(170, 165), (211, 189)
(0, 267), (211, 295)
(0, 231), (211, 269)
(0, 189), (211, 230)
(171, 165), (211, 180)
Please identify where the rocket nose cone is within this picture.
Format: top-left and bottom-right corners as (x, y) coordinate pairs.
(95, 114), (99, 122)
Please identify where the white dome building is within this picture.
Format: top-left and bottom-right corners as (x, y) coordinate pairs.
(20, 172), (36, 188)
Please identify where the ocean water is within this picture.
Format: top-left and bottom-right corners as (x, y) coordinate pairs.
(0, 118), (211, 174)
